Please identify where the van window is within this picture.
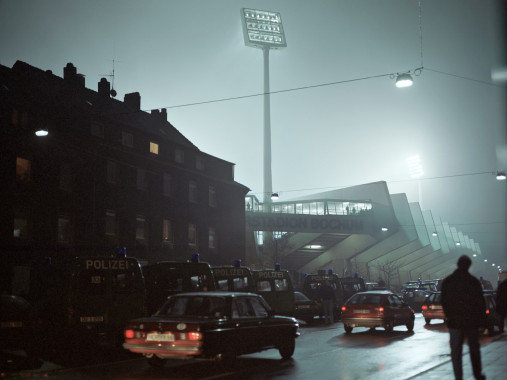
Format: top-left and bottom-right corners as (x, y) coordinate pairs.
(112, 270), (138, 294)
(256, 280), (272, 292)
(274, 278), (289, 291)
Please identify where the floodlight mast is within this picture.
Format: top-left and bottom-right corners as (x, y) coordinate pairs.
(241, 8), (286, 212)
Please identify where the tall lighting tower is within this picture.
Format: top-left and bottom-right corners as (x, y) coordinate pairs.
(241, 8), (287, 212)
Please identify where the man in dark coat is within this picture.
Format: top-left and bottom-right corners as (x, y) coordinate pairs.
(319, 280), (337, 324)
(497, 278), (507, 321)
(441, 255), (486, 380)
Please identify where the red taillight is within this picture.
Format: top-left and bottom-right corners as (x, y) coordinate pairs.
(125, 329), (135, 339)
(341, 306), (346, 311)
(187, 332), (202, 341)
(378, 307), (384, 312)
(486, 309), (490, 315)
(421, 305), (428, 311)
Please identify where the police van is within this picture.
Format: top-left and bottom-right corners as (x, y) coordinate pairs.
(302, 270), (344, 319)
(212, 260), (256, 292)
(143, 256), (216, 314)
(252, 265), (295, 316)
(341, 275), (366, 302)
(27, 255), (146, 346)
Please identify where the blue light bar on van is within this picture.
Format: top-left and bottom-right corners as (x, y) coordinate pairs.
(328, 269), (333, 275)
(117, 247), (127, 257)
(274, 263), (281, 271)
(234, 259), (242, 267)
(191, 253), (200, 263)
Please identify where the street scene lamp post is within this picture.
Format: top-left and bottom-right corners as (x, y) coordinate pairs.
(241, 8), (287, 212)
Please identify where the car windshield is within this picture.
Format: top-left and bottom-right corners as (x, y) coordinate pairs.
(348, 294), (383, 305)
(156, 296), (226, 319)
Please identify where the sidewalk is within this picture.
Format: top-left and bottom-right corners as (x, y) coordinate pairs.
(407, 333), (507, 380)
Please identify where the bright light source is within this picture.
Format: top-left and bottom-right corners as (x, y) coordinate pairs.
(35, 129), (48, 137)
(407, 155), (424, 177)
(305, 245), (323, 249)
(496, 172), (506, 180)
(432, 232), (437, 237)
(456, 242), (461, 246)
(484, 259), (488, 262)
(241, 8), (287, 49)
(396, 73), (413, 88)
(381, 227), (389, 231)
(271, 192), (279, 200)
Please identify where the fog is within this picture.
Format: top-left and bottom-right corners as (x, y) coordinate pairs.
(1, 0), (505, 271)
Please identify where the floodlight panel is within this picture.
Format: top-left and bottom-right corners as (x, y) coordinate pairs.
(241, 8), (287, 49)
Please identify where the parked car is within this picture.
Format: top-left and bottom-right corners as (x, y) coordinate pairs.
(123, 292), (300, 368)
(1, 294), (34, 350)
(421, 291), (445, 324)
(293, 291), (319, 324)
(341, 290), (415, 334)
(422, 291), (504, 335)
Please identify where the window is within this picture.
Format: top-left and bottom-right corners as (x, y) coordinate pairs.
(91, 121), (104, 138)
(188, 223), (197, 246)
(105, 210), (116, 236)
(163, 173), (172, 196)
(189, 181), (197, 203)
(16, 157), (31, 182)
(163, 219), (173, 244)
(107, 161), (116, 184)
(208, 185), (217, 207)
(13, 212), (28, 240)
(59, 163), (72, 191)
(175, 149), (184, 163)
(196, 156), (204, 170)
(136, 215), (146, 240)
(137, 169), (147, 190)
(150, 141), (159, 155)
(208, 227), (216, 249)
(57, 215), (71, 244)
(122, 131), (133, 147)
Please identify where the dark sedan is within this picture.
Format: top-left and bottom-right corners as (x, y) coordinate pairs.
(341, 290), (415, 334)
(293, 291), (320, 324)
(123, 292), (300, 367)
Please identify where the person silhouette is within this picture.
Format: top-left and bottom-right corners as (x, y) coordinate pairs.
(441, 255), (486, 380)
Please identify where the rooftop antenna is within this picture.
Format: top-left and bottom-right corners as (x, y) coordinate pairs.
(100, 59), (119, 97)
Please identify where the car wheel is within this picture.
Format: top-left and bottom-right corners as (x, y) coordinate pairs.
(278, 337), (295, 360)
(425, 317), (431, 324)
(344, 325), (353, 334)
(384, 320), (394, 333)
(406, 319), (414, 332)
(146, 354), (166, 368)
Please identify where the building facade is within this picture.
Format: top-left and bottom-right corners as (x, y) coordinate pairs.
(0, 60), (249, 292)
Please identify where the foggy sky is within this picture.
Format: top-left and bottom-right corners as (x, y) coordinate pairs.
(1, 0), (505, 275)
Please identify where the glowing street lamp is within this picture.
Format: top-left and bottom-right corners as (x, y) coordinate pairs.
(241, 8), (286, 211)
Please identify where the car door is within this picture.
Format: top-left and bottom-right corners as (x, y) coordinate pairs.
(231, 296), (262, 354)
(389, 294), (410, 323)
(246, 296), (274, 348)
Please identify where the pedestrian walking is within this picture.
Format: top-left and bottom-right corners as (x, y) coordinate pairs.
(319, 280), (336, 324)
(496, 278), (507, 322)
(441, 255), (487, 380)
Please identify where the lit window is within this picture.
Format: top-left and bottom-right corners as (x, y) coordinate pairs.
(105, 210), (116, 236)
(189, 181), (198, 203)
(107, 161), (116, 184)
(163, 219), (173, 244)
(208, 185), (217, 207)
(136, 215), (146, 240)
(188, 223), (197, 246)
(122, 131), (133, 147)
(16, 157), (31, 182)
(209, 227), (216, 249)
(150, 142), (159, 155)
(175, 149), (184, 163)
(163, 173), (172, 196)
(57, 215), (71, 244)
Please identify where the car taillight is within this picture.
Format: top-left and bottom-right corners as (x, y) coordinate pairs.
(421, 305), (428, 311)
(485, 309), (490, 315)
(378, 307), (384, 312)
(125, 329), (135, 339)
(341, 306), (346, 311)
(187, 332), (202, 341)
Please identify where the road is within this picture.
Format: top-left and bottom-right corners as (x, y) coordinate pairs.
(1, 314), (499, 379)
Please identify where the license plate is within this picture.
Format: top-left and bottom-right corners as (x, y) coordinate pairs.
(1, 321), (23, 328)
(430, 305), (442, 310)
(80, 316), (104, 323)
(354, 309), (369, 314)
(147, 333), (175, 342)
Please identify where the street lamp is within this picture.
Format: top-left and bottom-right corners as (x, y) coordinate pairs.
(241, 8), (286, 211)
(396, 73), (414, 88)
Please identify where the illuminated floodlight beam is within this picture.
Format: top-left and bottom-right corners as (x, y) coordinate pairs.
(241, 9), (287, 49)
(407, 155), (424, 178)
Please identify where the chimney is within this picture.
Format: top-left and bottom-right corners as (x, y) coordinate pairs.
(124, 92), (141, 111)
(98, 78), (110, 98)
(151, 109), (167, 121)
(161, 108), (167, 121)
(63, 62), (85, 87)
(151, 109), (160, 117)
